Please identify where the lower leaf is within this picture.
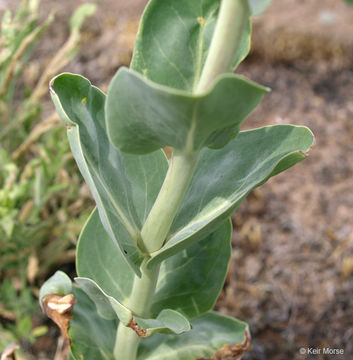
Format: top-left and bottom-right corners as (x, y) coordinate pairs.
(77, 209), (232, 319)
(75, 277), (191, 337)
(134, 309), (191, 337)
(38, 272), (116, 360)
(137, 312), (250, 360)
(40, 273), (249, 360)
(69, 286), (117, 360)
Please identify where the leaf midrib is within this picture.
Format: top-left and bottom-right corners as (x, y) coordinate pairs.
(85, 155), (140, 241)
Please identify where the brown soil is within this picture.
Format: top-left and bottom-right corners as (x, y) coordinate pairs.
(218, 2), (353, 359)
(3, 0), (353, 359)
(220, 61), (353, 360)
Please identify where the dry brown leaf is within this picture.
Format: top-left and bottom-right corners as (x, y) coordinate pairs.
(198, 330), (251, 360)
(42, 294), (76, 339)
(26, 250), (39, 284)
(341, 256), (353, 279)
(127, 317), (148, 338)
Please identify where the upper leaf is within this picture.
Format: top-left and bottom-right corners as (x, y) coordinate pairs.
(138, 312), (249, 360)
(77, 208), (232, 319)
(147, 125), (314, 268)
(106, 68), (268, 154)
(50, 73), (168, 275)
(131, 0), (251, 91)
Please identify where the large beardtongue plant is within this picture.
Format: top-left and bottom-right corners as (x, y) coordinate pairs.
(39, 0), (314, 359)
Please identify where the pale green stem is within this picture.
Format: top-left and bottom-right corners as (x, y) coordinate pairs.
(196, 0), (250, 93)
(113, 1), (249, 359)
(141, 150), (199, 253)
(114, 151), (199, 359)
(113, 260), (160, 360)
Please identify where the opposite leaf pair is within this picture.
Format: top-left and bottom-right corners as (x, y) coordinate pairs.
(51, 73), (313, 275)
(40, 210), (246, 359)
(45, 67), (313, 359)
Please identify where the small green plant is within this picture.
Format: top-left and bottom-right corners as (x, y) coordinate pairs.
(40, 0), (314, 359)
(0, 278), (47, 353)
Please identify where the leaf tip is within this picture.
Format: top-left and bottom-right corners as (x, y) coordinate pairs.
(49, 80), (56, 95)
(49, 74), (60, 95)
(300, 134), (316, 157)
(197, 329), (251, 360)
(42, 293), (76, 339)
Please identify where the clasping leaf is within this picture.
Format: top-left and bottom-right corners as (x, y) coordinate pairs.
(147, 125), (314, 268)
(74, 277), (191, 337)
(50, 73), (168, 275)
(106, 68), (268, 154)
(131, 0), (251, 90)
(77, 209), (232, 320)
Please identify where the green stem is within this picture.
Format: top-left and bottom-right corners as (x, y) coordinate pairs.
(196, 0), (250, 93)
(113, 261), (160, 360)
(114, 151), (199, 359)
(141, 150), (199, 253)
(113, 1), (249, 359)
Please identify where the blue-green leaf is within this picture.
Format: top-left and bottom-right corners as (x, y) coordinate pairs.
(39, 271), (72, 310)
(131, 0), (251, 91)
(75, 277), (190, 337)
(147, 125), (314, 268)
(40, 273), (116, 360)
(152, 219), (232, 318)
(74, 277), (131, 323)
(134, 309), (191, 337)
(50, 73), (168, 275)
(138, 312), (249, 360)
(106, 68), (268, 154)
(68, 294), (248, 360)
(76, 209), (133, 305)
(69, 286), (117, 360)
(77, 209), (232, 319)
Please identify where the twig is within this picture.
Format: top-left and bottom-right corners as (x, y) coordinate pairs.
(12, 112), (61, 160)
(29, 29), (80, 105)
(0, 28), (80, 140)
(0, 26), (43, 97)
